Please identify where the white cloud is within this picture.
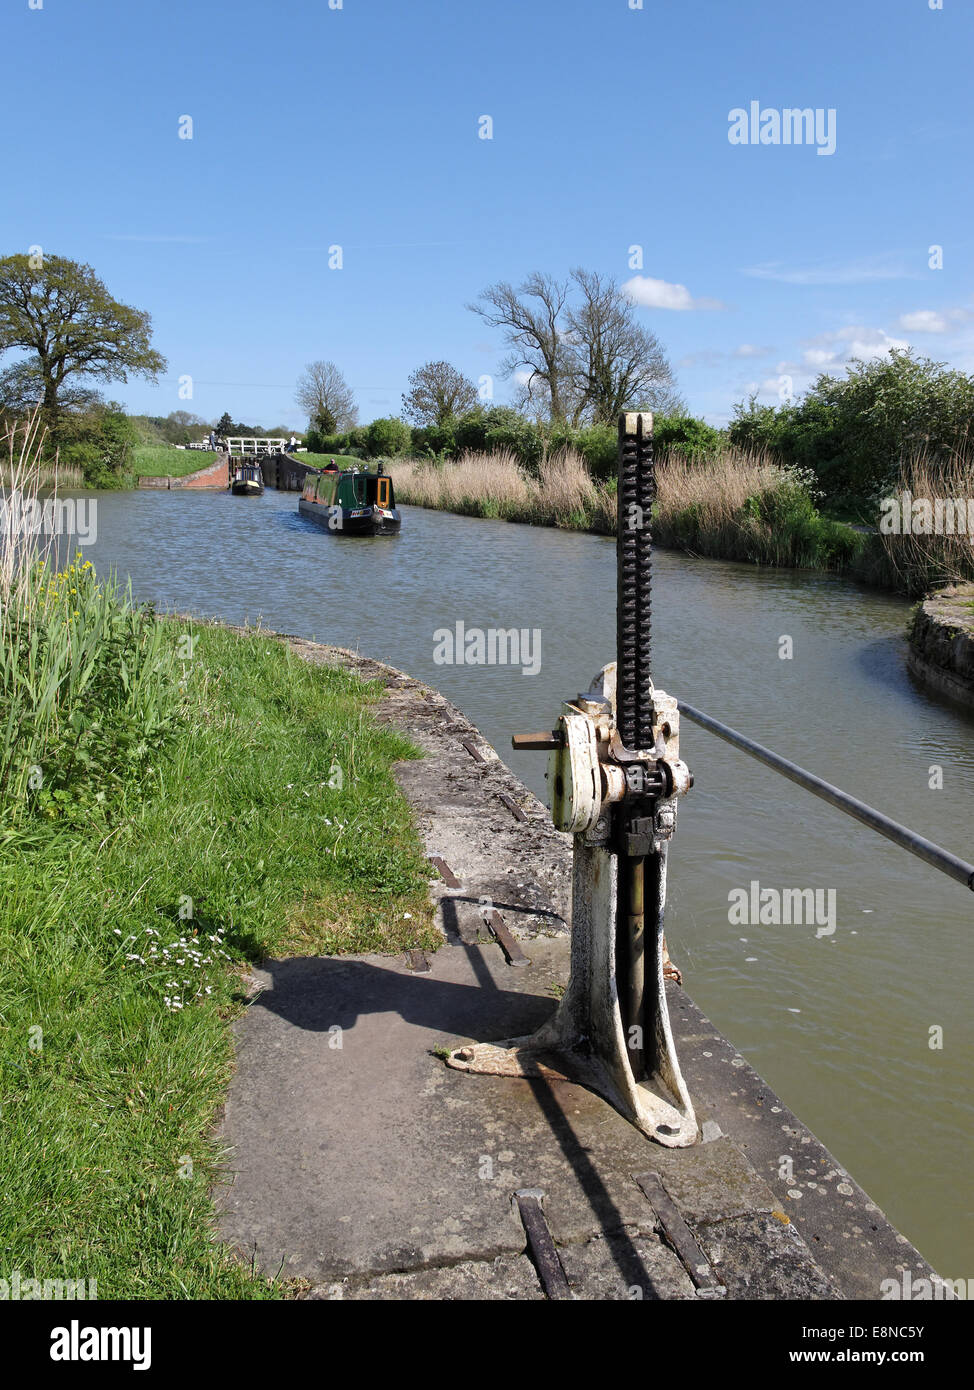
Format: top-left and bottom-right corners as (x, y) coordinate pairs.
(897, 307), (974, 334)
(622, 276), (726, 311)
(733, 343), (768, 358)
(803, 325), (909, 362)
(899, 310), (949, 333)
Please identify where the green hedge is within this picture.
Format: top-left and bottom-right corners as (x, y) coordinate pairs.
(306, 406), (729, 482)
(730, 350), (974, 511)
(52, 403), (138, 488)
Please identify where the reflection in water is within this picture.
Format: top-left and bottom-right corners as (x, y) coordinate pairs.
(80, 487), (974, 1275)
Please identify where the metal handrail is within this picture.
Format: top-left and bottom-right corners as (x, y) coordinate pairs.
(678, 700), (974, 892)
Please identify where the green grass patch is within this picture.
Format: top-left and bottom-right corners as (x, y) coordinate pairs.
(299, 453), (371, 470)
(134, 445), (217, 478)
(0, 619), (437, 1298)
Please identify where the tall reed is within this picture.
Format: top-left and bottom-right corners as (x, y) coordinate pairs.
(393, 448), (606, 527)
(872, 449), (974, 594)
(391, 445), (863, 570)
(0, 413), (183, 817)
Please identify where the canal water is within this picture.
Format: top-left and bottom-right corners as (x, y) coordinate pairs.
(82, 486), (973, 1278)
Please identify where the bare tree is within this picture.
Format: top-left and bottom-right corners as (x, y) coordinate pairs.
(469, 269), (682, 425)
(402, 360), (478, 426)
(565, 269), (684, 424)
(467, 273), (577, 423)
(295, 360), (358, 433)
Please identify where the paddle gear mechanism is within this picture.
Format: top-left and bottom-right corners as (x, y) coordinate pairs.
(447, 413), (698, 1147)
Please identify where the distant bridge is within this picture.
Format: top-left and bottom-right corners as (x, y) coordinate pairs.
(224, 437), (305, 455)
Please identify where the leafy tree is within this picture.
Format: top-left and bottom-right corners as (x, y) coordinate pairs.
(411, 419), (458, 460)
(731, 351), (974, 506)
(365, 416), (411, 457)
(402, 360), (478, 426)
(0, 360), (102, 418)
(798, 350), (974, 498)
(652, 413), (724, 458)
(216, 412), (234, 438)
(127, 410), (208, 446)
(57, 401), (138, 488)
(574, 422), (618, 480)
(454, 406), (491, 453)
(0, 253), (166, 426)
(164, 410), (206, 444)
(295, 361), (358, 433)
(313, 404), (337, 435)
(728, 395), (790, 453)
(483, 406), (544, 472)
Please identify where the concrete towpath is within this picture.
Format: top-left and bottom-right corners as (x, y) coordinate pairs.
(214, 635), (938, 1301)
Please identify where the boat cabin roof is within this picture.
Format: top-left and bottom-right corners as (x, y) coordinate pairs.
(302, 465), (395, 506)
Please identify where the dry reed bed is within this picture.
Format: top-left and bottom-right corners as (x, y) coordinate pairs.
(391, 445), (974, 589)
(392, 446), (810, 539)
(875, 450), (974, 593)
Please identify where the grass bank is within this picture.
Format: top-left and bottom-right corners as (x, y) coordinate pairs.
(299, 452), (367, 470)
(0, 544), (437, 1295)
(134, 444), (218, 478)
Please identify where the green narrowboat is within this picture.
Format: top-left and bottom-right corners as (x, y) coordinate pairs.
(298, 464), (402, 536)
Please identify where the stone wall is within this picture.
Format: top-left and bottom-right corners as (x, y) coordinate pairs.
(908, 583), (974, 709)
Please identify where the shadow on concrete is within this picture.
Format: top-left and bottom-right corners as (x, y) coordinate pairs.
(524, 1075), (669, 1299)
(248, 947), (667, 1297)
(440, 895), (568, 930)
(248, 952), (554, 1040)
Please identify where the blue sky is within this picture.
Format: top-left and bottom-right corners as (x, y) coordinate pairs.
(2, 0), (971, 429)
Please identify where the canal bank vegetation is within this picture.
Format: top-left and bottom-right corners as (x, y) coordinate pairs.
(728, 350), (974, 518)
(1, 439), (437, 1295)
(300, 451), (366, 470)
(392, 446), (868, 571)
(0, 253), (168, 488)
(133, 443), (218, 478)
(382, 346), (974, 595)
(393, 442), (974, 594)
(871, 449), (974, 595)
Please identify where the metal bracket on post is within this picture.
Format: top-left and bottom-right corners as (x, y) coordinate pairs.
(447, 414), (698, 1148)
